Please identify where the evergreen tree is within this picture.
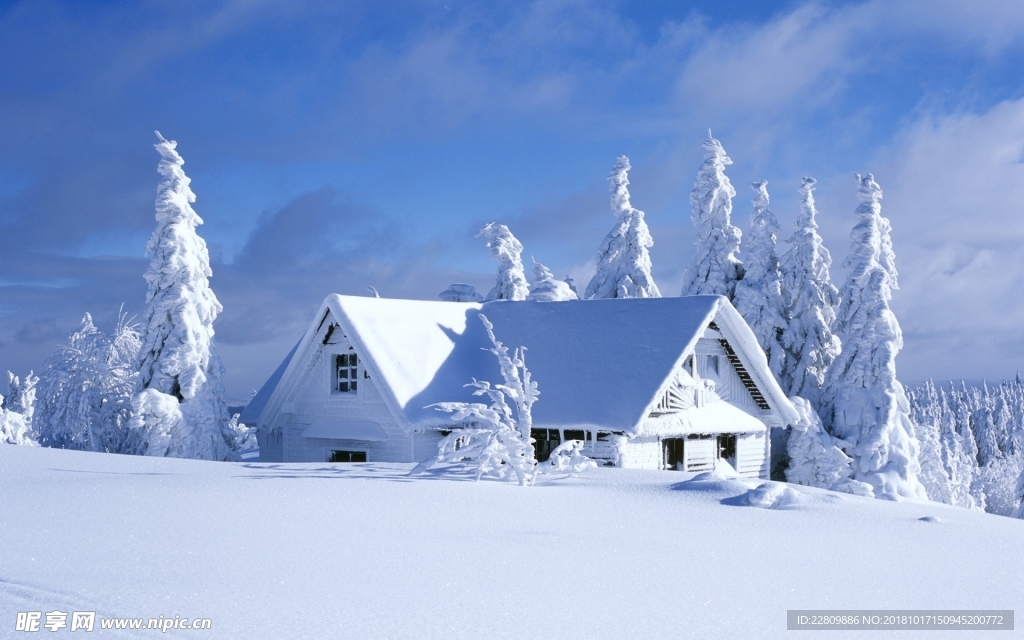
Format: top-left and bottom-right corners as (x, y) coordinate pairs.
(131, 132), (241, 460)
(584, 155), (660, 299)
(820, 174), (926, 500)
(779, 177), (841, 408)
(528, 262), (578, 301)
(785, 396), (852, 489)
(912, 381), (954, 504)
(733, 181), (786, 381)
(477, 223), (529, 301)
(681, 131), (743, 298)
(35, 313), (140, 453)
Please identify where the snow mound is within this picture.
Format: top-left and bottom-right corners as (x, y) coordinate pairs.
(918, 516), (942, 523)
(744, 482), (802, 509)
(831, 477), (875, 497)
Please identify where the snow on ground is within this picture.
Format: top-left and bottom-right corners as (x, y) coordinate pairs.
(1, 446), (1021, 639)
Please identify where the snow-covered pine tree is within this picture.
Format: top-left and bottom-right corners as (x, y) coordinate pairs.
(528, 261), (578, 301)
(785, 396), (852, 489)
(732, 181), (786, 381)
(911, 381), (954, 505)
(680, 132), (743, 298)
(936, 388), (980, 509)
(427, 314), (539, 485)
(972, 384), (1001, 468)
(34, 313), (140, 453)
(779, 177), (841, 408)
(953, 383), (988, 508)
(584, 155), (660, 299)
(477, 223), (529, 301)
(131, 132), (242, 461)
(820, 174), (926, 500)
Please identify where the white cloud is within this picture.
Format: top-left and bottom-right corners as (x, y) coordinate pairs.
(871, 98), (1024, 380)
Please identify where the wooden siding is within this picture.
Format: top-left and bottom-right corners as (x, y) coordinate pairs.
(684, 438), (715, 472)
(736, 432), (767, 478)
(266, 327), (442, 463)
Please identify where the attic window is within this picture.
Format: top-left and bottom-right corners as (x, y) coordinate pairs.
(334, 351), (359, 393)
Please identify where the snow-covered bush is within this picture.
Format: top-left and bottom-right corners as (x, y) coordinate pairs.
(1, 370), (38, 445)
(745, 482), (802, 509)
(681, 132), (743, 298)
(544, 439), (597, 476)
(785, 396), (851, 490)
(820, 174), (926, 500)
(131, 132), (241, 461)
(129, 388), (185, 457)
(428, 314), (539, 485)
(0, 394), (35, 446)
(733, 181), (785, 381)
(34, 313), (139, 453)
(3, 370), (38, 423)
(439, 283), (483, 302)
(584, 155), (660, 299)
(528, 262), (578, 301)
(779, 177), (841, 408)
(477, 223), (529, 301)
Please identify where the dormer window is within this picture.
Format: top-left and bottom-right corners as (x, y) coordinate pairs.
(335, 351), (358, 393)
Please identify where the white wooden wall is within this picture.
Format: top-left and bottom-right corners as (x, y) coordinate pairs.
(262, 323), (442, 463)
(735, 432), (767, 478)
(684, 438), (716, 472)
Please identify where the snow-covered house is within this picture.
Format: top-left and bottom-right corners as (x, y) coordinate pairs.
(244, 295), (798, 477)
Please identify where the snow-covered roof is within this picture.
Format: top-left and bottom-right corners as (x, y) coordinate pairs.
(256, 294), (798, 434)
(239, 341), (298, 426)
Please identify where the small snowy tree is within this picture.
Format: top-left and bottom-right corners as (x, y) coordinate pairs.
(584, 155), (660, 299)
(34, 313), (140, 453)
(779, 177), (841, 408)
(733, 181), (786, 381)
(680, 132), (743, 298)
(528, 261), (578, 301)
(820, 174), (926, 500)
(3, 371), (38, 424)
(0, 370), (37, 446)
(427, 314), (539, 485)
(477, 223), (529, 301)
(785, 396), (852, 489)
(131, 132), (241, 461)
(0, 398), (35, 445)
(545, 439), (597, 476)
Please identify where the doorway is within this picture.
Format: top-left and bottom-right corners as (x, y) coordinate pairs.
(663, 438), (685, 470)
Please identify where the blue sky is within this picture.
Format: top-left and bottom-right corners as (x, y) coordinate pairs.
(3, 0), (1024, 402)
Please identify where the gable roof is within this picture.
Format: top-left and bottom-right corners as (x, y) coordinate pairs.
(253, 294), (798, 434)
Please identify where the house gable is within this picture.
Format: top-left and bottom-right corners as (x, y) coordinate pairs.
(641, 305), (797, 434)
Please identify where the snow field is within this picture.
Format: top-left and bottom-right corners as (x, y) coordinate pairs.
(1, 446), (1020, 639)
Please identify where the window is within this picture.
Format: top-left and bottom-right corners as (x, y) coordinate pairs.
(663, 438), (685, 470)
(334, 351), (358, 393)
(329, 450), (366, 463)
(531, 428), (561, 463)
(707, 354), (719, 375)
